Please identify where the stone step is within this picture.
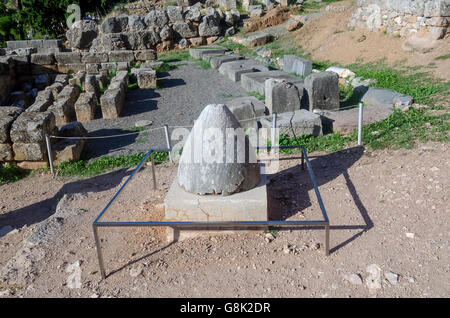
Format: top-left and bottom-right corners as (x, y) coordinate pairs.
(189, 45), (228, 59)
(241, 70), (303, 95)
(218, 59), (270, 82)
(210, 54), (244, 69)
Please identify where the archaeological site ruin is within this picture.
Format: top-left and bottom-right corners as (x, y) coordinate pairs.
(0, 0), (448, 300)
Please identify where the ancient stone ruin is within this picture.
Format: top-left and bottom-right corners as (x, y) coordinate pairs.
(164, 104), (267, 240)
(349, 0), (449, 39)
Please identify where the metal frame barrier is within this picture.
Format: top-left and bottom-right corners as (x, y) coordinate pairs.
(92, 145), (330, 279)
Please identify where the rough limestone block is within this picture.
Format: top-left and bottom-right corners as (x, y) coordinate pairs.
(218, 60), (270, 82)
(100, 89), (125, 119)
(57, 63), (86, 74)
(282, 55), (313, 77)
(189, 46), (228, 59)
(58, 85), (81, 105)
(210, 54), (244, 69)
(26, 99), (53, 113)
(54, 52), (82, 64)
(0, 116), (16, 143)
(45, 82), (64, 99)
(48, 98), (76, 126)
(75, 92), (97, 122)
(260, 110), (322, 137)
(30, 64), (59, 75)
(226, 96), (267, 129)
(265, 78), (306, 114)
(81, 52), (109, 64)
(13, 142), (47, 161)
(136, 68), (157, 88)
(134, 50), (157, 61)
(108, 50), (135, 63)
(86, 63), (100, 74)
(36, 89), (55, 104)
(54, 74), (69, 86)
(53, 138), (85, 165)
(304, 71), (340, 111)
(242, 33), (272, 47)
(113, 70), (129, 87)
(101, 62), (117, 72)
(0, 107), (23, 143)
(84, 75), (100, 101)
(361, 87), (413, 109)
(0, 143), (13, 161)
(31, 53), (56, 65)
(240, 71), (301, 95)
(10, 111), (56, 143)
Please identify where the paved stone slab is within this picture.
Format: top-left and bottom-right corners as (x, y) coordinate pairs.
(210, 54), (244, 69)
(361, 87), (413, 109)
(241, 70), (302, 95)
(218, 60), (270, 82)
(189, 45), (228, 59)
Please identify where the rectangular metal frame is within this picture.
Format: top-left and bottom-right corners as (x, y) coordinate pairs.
(93, 145), (330, 279)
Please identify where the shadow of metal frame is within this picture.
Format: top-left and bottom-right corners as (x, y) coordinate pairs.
(92, 145), (330, 279)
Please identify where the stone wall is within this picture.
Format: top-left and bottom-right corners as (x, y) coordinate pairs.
(349, 0), (450, 39)
(68, 5), (241, 52)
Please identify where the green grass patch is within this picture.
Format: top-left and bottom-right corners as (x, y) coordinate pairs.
(56, 152), (170, 177)
(0, 165), (30, 184)
(435, 54), (450, 61)
(249, 91), (265, 101)
(197, 59), (211, 69)
(153, 62), (177, 75)
(158, 49), (191, 62)
(347, 62), (450, 105)
(276, 108), (449, 154)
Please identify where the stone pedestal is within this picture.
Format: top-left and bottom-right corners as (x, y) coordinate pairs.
(164, 172), (268, 241)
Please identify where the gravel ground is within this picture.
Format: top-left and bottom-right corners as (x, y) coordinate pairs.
(0, 141), (448, 298)
(81, 61), (250, 159)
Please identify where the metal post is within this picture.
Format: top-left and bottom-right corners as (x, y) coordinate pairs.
(150, 152), (157, 189)
(163, 124), (173, 162)
(325, 223), (330, 256)
(271, 112), (277, 155)
(45, 134), (54, 177)
(358, 102), (363, 146)
(301, 146), (305, 171)
(93, 224), (106, 279)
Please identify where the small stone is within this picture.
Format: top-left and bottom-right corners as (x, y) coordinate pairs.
(365, 264), (382, 290)
(135, 120), (153, 128)
(129, 266), (143, 278)
(384, 271), (399, 286)
(90, 293), (100, 298)
(405, 232), (415, 239)
(344, 273), (363, 285)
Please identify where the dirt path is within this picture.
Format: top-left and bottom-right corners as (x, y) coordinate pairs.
(0, 140), (448, 298)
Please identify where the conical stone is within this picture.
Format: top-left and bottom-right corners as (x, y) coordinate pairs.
(177, 104), (261, 196)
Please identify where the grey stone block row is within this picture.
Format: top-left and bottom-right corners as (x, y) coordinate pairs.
(6, 40), (62, 54)
(100, 71), (129, 119)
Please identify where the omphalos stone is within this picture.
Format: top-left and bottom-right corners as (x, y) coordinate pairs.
(177, 104), (260, 196)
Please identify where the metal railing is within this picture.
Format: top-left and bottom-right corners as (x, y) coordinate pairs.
(92, 145), (330, 280)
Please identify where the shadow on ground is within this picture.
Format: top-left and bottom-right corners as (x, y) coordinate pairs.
(0, 168), (133, 234)
(266, 146), (372, 254)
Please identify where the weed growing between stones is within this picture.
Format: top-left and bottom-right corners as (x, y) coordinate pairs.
(56, 152), (169, 177)
(249, 91), (265, 101)
(158, 49), (191, 63)
(0, 165), (29, 184)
